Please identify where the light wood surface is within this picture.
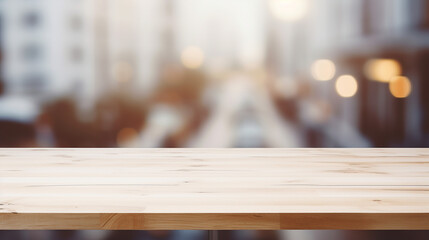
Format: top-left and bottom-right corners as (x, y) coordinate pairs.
(1, 148), (428, 230)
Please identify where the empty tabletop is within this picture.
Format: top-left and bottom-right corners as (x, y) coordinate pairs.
(1, 148), (429, 230)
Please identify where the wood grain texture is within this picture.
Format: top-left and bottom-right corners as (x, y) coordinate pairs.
(0, 148), (428, 230)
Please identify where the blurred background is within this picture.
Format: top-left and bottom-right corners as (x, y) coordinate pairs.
(1, 0), (429, 239)
(1, 0), (429, 149)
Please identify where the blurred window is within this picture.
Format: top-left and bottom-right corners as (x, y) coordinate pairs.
(22, 11), (41, 28)
(69, 15), (83, 31)
(70, 46), (83, 63)
(22, 73), (47, 94)
(22, 43), (43, 62)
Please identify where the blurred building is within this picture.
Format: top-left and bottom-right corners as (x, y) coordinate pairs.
(1, 0), (94, 105)
(269, 0), (429, 147)
(0, 0), (429, 148)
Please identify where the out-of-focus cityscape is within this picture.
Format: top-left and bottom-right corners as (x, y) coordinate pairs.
(1, 0), (429, 240)
(1, 0), (429, 148)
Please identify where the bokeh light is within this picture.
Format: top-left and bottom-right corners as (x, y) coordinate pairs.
(269, 0), (309, 22)
(311, 59), (336, 81)
(181, 46), (205, 69)
(364, 59), (401, 82)
(389, 76), (412, 98)
(335, 75), (358, 98)
(117, 127), (138, 147)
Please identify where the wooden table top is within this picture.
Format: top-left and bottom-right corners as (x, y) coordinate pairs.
(1, 148), (428, 230)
